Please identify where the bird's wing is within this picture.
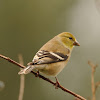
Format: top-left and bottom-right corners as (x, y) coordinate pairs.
(28, 50), (69, 65)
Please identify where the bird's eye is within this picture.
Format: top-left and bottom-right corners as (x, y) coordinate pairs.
(69, 37), (73, 40)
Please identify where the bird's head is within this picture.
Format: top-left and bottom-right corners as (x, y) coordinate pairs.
(58, 32), (80, 49)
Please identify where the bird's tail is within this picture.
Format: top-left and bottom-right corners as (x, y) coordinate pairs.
(18, 65), (34, 75)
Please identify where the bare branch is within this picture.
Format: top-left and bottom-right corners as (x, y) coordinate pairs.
(88, 61), (98, 100)
(95, 81), (100, 91)
(0, 54), (86, 100)
(18, 54), (25, 100)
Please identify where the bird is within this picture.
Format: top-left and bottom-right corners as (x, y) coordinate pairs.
(18, 32), (80, 87)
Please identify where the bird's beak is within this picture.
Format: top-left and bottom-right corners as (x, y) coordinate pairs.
(73, 41), (80, 46)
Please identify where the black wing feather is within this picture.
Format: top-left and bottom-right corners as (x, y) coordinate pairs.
(28, 50), (69, 65)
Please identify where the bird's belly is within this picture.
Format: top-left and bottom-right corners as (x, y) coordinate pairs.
(39, 61), (67, 76)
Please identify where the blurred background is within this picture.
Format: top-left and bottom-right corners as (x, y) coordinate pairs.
(0, 0), (100, 100)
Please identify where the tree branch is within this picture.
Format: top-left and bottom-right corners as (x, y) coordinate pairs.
(18, 54), (25, 100)
(88, 61), (98, 100)
(95, 81), (100, 91)
(0, 54), (86, 100)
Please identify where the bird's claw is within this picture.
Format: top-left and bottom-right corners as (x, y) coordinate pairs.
(35, 70), (39, 77)
(55, 77), (60, 89)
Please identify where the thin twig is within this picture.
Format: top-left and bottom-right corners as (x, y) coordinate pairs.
(18, 54), (25, 100)
(88, 61), (98, 100)
(95, 81), (100, 91)
(0, 54), (86, 100)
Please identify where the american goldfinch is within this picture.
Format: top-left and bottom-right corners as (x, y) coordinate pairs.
(18, 32), (80, 85)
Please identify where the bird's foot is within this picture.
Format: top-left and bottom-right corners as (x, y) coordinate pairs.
(35, 70), (39, 77)
(55, 77), (60, 89)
